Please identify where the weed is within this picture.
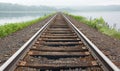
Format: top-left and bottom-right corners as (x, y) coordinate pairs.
(68, 14), (120, 39)
(0, 14), (51, 38)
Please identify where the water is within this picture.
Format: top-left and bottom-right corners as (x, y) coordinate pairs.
(1, 11), (120, 31)
(0, 11), (52, 25)
(70, 11), (120, 31)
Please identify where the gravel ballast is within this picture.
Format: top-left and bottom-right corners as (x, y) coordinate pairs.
(67, 15), (120, 68)
(0, 14), (120, 68)
(0, 16), (51, 66)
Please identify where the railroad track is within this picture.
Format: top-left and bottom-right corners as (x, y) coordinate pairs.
(0, 13), (119, 71)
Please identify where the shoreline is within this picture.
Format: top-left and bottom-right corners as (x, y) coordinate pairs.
(0, 14), (51, 38)
(66, 14), (120, 67)
(68, 13), (120, 39)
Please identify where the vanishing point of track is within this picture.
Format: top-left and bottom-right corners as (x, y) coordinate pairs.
(0, 13), (119, 71)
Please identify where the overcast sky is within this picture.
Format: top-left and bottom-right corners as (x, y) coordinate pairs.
(0, 0), (120, 6)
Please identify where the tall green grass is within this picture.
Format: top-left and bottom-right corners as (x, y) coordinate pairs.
(0, 15), (51, 38)
(68, 14), (120, 39)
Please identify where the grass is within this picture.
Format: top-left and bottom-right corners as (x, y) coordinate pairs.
(67, 13), (120, 39)
(0, 14), (51, 38)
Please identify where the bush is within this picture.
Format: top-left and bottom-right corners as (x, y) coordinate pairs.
(0, 15), (51, 38)
(68, 14), (120, 39)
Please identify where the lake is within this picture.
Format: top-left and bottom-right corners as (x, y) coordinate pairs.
(0, 11), (52, 25)
(70, 11), (120, 31)
(0, 11), (120, 31)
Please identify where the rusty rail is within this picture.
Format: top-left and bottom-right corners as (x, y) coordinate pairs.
(0, 13), (119, 71)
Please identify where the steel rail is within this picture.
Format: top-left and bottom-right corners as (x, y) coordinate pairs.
(62, 14), (120, 71)
(0, 14), (57, 71)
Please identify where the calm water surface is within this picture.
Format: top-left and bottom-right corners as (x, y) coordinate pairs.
(0, 12), (51, 25)
(1, 11), (120, 31)
(70, 11), (120, 31)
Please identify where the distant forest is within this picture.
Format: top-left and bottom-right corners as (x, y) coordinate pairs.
(0, 3), (120, 12)
(0, 3), (57, 11)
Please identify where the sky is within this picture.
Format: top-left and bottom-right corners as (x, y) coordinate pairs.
(0, 0), (120, 6)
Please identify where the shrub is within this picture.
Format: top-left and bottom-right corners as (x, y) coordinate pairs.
(68, 14), (120, 39)
(0, 14), (51, 38)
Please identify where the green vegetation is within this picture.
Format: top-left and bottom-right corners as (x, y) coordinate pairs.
(0, 14), (51, 38)
(68, 14), (120, 39)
